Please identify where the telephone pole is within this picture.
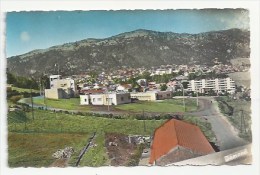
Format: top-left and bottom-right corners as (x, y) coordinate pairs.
(240, 110), (246, 134)
(143, 109), (146, 133)
(30, 87), (34, 120)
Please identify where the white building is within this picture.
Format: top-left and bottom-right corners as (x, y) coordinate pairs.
(80, 92), (131, 105)
(187, 78), (236, 94)
(45, 75), (77, 99)
(130, 91), (172, 101)
(50, 75), (61, 88)
(154, 68), (172, 75)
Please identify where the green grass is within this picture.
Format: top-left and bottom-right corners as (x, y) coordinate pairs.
(12, 87), (40, 93)
(116, 99), (197, 113)
(8, 110), (165, 167)
(28, 97), (91, 111)
(26, 97), (197, 113)
(8, 132), (88, 167)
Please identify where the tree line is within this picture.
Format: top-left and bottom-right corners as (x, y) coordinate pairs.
(7, 72), (50, 90)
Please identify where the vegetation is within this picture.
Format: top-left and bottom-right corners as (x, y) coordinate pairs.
(188, 71), (228, 80)
(26, 97), (90, 111)
(8, 132), (88, 167)
(215, 96), (251, 141)
(116, 99), (197, 113)
(27, 97), (197, 114)
(8, 110), (165, 167)
(12, 87), (40, 93)
(126, 143), (145, 166)
(7, 72), (39, 90)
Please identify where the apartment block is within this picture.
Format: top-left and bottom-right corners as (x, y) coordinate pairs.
(187, 78), (236, 94)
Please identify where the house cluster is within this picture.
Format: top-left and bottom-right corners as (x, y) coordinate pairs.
(73, 60), (248, 91)
(79, 90), (173, 106)
(44, 72), (236, 102)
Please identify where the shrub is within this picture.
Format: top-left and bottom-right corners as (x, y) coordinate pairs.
(9, 95), (22, 104)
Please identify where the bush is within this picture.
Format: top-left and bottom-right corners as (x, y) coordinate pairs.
(9, 95), (22, 104)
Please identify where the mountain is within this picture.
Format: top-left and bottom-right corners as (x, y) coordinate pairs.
(7, 28), (250, 77)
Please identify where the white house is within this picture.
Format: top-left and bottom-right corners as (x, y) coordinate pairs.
(116, 84), (132, 92)
(80, 92), (131, 106)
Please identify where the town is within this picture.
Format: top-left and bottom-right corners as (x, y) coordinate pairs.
(7, 60), (251, 167)
(43, 61), (250, 101)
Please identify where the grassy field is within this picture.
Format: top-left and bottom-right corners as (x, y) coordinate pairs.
(8, 132), (88, 167)
(27, 97), (91, 111)
(28, 98), (196, 113)
(8, 110), (165, 167)
(115, 99), (197, 113)
(12, 87), (40, 93)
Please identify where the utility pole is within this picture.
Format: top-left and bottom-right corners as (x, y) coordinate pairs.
(30, 87), (34, 120)
(240, 110), (246, 134)
(107, 93), (110, 112)
(196, 90), (199, 108)
(44, 87), (47, 110)
(182, 85), (185, 112)
(143, 109), (146, 133)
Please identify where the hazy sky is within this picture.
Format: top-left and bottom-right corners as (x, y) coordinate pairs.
(6, 9), (249, 57)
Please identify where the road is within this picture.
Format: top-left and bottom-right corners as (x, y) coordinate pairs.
(188, 97), (248, 151)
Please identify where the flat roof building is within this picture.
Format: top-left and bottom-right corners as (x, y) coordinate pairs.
(187, 78), (236, 94)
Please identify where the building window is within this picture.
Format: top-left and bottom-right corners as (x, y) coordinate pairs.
(121, 97), (124, 101)
(84, 98), (87, 102)
(93, 98), (95, 102)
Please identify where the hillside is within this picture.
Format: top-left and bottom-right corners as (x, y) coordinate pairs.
(7, 28), (250, 77)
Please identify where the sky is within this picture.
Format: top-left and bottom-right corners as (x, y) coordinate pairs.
(6, 9), (249, 57)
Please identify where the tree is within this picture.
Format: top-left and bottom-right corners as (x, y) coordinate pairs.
(181, 82), (189, 89)
(160, 84), (168, 91)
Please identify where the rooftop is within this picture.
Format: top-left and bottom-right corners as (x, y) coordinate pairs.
(149, 119), (215, 164)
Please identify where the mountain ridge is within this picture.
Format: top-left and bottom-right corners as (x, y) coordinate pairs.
(7, 28), (250, 77)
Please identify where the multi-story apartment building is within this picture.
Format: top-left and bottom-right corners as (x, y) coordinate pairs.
(187, 77), (236, 94)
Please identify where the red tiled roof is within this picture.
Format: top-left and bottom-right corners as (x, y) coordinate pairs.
(149, 119), (214, 164)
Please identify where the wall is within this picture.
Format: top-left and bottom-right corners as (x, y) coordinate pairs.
(157, 91), (172, 100)
(45, 88), (66, 99)
(130, 92), (157, 101)
(80, 95), (89, 105)
(90, 94), (104, 105)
